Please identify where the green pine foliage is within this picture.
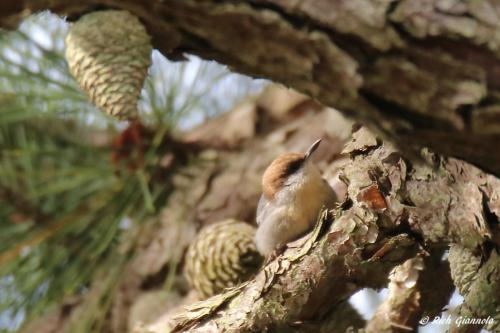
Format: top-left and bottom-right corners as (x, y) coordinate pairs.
(0, 12), (266, 332)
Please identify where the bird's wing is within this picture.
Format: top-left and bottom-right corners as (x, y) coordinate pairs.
(256, 194), (270, 225)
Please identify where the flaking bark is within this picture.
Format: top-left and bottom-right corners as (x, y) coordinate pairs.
(366, 249), (454, 333)
(164, 127), (499, 332)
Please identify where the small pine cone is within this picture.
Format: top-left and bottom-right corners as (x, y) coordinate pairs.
(184, 219), (263, 299)
(448, 244), (481, 296)
(65, 10), (152, 120)
(485, 312), (500, 332)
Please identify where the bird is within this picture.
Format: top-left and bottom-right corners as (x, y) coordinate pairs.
(184, 219), (263, 299)
(255, 139), (337, 256)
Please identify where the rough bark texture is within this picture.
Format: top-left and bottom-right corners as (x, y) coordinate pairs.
(366, 250), (454, 333)
(3, 0), (500, 176)
(3, 1), (500, 332)
(448, 245), (500, 333)
(162, 126), (499, 333)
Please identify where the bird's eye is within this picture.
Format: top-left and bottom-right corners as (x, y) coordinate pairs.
(283, 158), (304, 177)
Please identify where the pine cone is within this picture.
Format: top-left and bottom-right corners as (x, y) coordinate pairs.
(184, 219), (263, 299)
(65, 10), (152, 120)
(448, 244), (481, 295)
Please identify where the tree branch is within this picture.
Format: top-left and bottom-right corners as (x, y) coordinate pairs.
(366, 249), (454, 333)
(171, 212), (418, 332)
(158, 127), (499, 332)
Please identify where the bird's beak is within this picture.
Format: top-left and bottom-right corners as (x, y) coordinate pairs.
(304, 139), (322, 160)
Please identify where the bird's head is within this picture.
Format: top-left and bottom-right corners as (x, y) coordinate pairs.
(262, 139), (322, 200)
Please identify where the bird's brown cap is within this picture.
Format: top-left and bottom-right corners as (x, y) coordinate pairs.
(262, 153), (304, 200)
(262, 139), (322, 200)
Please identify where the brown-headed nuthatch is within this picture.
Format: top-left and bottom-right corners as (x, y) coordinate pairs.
(255, 139), (337, 256)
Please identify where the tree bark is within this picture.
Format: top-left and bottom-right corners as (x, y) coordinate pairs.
(3, 0), (500, 175)
(165, 126), (499, 333)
